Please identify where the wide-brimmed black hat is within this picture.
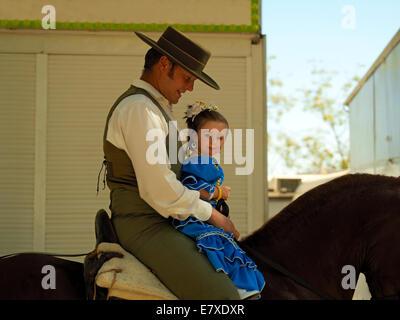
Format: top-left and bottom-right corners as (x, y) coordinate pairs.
(135, 26), (220, 90)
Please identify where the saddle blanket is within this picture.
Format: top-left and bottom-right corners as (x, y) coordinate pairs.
(95, 242), (178, 300)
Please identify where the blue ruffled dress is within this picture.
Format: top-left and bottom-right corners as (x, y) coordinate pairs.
(172, 155), (265, 298)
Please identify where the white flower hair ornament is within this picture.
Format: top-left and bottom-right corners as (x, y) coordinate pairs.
(184, 101), (219, 121)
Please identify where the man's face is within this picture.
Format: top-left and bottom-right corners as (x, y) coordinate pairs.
(158, 59), (197, 104)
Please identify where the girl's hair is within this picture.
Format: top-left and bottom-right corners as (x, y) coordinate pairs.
(185, 107), (229, 133)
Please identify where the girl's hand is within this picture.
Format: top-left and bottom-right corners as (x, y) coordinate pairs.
(220, 186), (231, 200)
(207, 208), (240, 240)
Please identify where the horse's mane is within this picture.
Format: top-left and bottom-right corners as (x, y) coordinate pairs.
(243, 173), (400, 245)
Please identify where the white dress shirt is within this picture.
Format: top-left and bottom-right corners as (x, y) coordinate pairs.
(106, 80), (212, 221)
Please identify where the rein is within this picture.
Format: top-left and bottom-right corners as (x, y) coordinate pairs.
(239, 242), (335, 300)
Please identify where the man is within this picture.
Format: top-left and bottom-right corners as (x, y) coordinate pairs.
(102, 26), (240, 299)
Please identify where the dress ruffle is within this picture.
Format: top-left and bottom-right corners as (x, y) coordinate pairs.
(172, 217), (265, 294)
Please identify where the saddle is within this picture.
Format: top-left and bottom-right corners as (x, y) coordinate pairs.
(83, 209), (178, 300)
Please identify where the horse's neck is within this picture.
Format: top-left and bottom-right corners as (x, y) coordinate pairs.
(355, 186), (400, 298)
(262, 211), (362, 299)
(243, 174), (400, 299)
(242, 177), (372, 298)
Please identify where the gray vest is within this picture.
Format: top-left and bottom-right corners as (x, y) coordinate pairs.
(102, 85), (182, 215)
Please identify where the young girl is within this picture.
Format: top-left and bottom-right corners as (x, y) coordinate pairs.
(172, 102), (265, 300)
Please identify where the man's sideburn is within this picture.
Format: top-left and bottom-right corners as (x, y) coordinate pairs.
(168, 63), (176, 79)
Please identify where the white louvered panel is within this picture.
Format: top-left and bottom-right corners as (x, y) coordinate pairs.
(46, 53), (250, 255)
(349, 77), (375, 172)
(374, 42), (400, 163)
(176, 57), (249, 235)
(46, 54), (143, 255)
(0, 54), (36, 255)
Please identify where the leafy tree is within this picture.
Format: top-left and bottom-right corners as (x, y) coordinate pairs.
(267, 57), (361, 174)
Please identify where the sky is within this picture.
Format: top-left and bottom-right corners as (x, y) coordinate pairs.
(261, 0), (400, 176)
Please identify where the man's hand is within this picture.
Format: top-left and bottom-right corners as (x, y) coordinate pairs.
(207, 208), (240, 240)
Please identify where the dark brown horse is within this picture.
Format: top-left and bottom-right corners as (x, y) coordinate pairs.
(1, 173), (399, 300)
(240, 173), (400, 300)
(0, 253), (86, 300)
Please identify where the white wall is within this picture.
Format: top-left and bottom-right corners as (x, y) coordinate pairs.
(349, 39), (400, 176)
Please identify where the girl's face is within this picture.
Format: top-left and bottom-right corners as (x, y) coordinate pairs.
(197, 120), (228, 157)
